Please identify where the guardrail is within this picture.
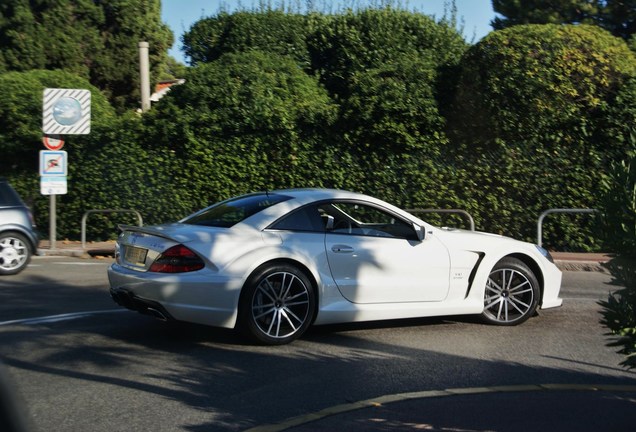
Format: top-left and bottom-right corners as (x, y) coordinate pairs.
(537, 208), (599, 248)
(407, 209), (475, 231)
(81, 209), (143, 249)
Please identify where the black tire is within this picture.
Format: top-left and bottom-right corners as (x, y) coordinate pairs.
(481, 258), (539, 326)
(239, 264), (316, 345)
(0, 233), (32, 276)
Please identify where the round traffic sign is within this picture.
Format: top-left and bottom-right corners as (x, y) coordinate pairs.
(43, 135), (65, 150)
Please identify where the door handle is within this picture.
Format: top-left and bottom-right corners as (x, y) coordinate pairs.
(331, 245), (354, 253)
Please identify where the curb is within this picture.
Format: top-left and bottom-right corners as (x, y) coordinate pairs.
(553, 260), (608, 273)
(246, 384), (636, 432)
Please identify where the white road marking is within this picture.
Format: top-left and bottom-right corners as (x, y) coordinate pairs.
(0, 309), (127, 326)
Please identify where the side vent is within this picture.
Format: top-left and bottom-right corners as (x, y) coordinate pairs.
(465, 252), (486, 298)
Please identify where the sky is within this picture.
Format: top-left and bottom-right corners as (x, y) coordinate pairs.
(161, 0), (497, 64)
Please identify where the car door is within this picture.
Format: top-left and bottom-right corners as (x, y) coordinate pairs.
(322, 201), (450, 304)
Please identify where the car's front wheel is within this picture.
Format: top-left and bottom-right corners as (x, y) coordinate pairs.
(239, 264), (316, 345)
(481, 258), (539, 325)
(0, 233), (32, 276)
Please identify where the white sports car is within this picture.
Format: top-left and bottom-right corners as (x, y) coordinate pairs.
(108, 189), (562, 345)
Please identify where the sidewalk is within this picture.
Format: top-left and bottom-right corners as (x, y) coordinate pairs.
(37, 240), (117, 258)
(36, 240), (613, 272)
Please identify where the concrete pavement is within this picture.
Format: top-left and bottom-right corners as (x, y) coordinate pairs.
(35, 240), (630, 432)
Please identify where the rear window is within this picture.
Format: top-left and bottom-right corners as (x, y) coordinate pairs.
(0, 181), (24, 207)
(181, 193), (291, 228)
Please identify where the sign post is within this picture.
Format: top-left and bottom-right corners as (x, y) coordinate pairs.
(41, 88), (91, 249)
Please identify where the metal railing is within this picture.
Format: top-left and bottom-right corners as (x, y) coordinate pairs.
(537, 208), (599, 248)
(81, 209), (143, 249)
(407, 209), (475, 231)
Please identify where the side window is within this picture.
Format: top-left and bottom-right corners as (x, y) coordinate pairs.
(319, 202), (417, 240)
(270, 205), (325, 232)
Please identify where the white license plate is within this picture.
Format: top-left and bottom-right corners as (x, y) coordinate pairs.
(124, 246), (147, 265)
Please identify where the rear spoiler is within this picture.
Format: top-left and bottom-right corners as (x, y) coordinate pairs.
(117, 224), (180, 242)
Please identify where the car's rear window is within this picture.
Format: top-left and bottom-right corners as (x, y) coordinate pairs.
(0, 182), (24, 207)
(181, 193), (291, 228)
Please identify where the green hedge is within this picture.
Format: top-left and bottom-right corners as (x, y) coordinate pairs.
(446, 24), (636, 249)
(1, 10), (635, 250)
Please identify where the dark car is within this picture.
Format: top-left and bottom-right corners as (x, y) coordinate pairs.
(0, 178), (39, 275)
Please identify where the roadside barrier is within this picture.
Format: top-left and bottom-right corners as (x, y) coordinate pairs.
(537, 208), (599, 248)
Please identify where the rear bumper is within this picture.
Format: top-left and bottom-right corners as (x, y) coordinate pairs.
(110, 288), (175, 321)
(107, 263), (242, 328)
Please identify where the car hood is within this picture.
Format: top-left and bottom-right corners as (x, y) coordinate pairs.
(432, 227), (536, 254)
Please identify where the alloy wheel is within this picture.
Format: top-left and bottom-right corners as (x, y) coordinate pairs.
(250, 271), (311, 340)
(483, 265), (536, 324)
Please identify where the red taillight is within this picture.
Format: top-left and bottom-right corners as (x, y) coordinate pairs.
(149, 245), (205, 273)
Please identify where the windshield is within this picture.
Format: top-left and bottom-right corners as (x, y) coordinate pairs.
(181, 193), (291, 228)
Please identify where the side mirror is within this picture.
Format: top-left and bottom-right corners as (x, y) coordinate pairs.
(324, 215), (335, 230)
(413, 223), (426, 241)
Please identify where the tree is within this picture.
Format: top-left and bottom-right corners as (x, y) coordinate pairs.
(492, 0), (599, 29)
(0, 0), (174, 110)
(0, 0), (103, 75)
(307, 8), (467, 98)
(91, 0), (174, 110)
(183, 10), (312, 67)
(492, 0), (636, 42)
(141, 50), (338, 211)
(338, 54), (460, 207)
(0, 69), (115, 176)
(447, 24), (636, 247)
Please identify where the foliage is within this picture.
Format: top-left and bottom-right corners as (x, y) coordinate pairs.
(140, 50), (339, 212)
(0, 69), (116, 175)
(598, 146), (636, 368)
(492, 0), (636, 42)
(337, 54), (460, 208)
(306, 7), (466, 98)
(599, 258), (636, 369)
(0, 0), (174, 110)
(446, 24), (636, 248)
(183, 10), (312, 67)
(180, 7), (468, 210)
(600, 141), (636, 254)
(1, 6), (636, 252)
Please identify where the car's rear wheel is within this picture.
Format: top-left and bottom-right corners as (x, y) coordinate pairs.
(239, 264), (316, 345)
(0, 233), (32, 275)
(481, 258), (539, 325)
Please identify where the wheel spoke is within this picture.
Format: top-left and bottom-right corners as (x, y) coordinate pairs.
(253, 306), (276, 320)
(280, 308), (299, 331)
(509, 280), (530, 293)
(258, 280), (278, 303)
(497, 298), (508, 320)
(509, 295), (531, 310)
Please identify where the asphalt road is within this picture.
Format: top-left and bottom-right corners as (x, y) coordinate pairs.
(0, 256), (635, 431)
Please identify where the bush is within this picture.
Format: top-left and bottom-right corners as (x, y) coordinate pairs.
(447, 24), (636, 248)
(140, 50), (338, 210)
(599, 143), (636, 369)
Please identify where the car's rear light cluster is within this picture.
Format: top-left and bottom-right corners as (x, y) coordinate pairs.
(149, 245), (204, 273)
